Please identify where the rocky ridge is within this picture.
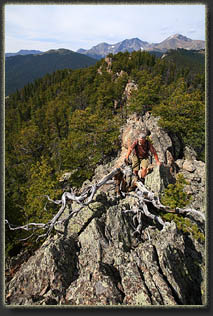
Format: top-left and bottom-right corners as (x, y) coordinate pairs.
(5, 113), (206, 306)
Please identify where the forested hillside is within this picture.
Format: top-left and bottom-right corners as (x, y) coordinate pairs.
(5, 49), (97, 95)
(5, 49), (205, 257)
(161, 48), (205, 73)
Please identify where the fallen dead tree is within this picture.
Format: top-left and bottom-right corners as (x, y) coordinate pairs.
(5, 166), (205, 242)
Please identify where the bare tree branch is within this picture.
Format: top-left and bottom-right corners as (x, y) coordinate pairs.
(5, 219), (47, 231)
(5, 166), (205, 242)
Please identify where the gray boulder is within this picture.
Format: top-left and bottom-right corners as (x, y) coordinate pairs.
(5, 113), (206, 306)
(5, 198), (205, 306)
(145, 164), (176, 194)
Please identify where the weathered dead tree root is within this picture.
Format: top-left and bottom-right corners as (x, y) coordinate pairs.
(122, 181), (205, 238)
(5, 167), (205, 241)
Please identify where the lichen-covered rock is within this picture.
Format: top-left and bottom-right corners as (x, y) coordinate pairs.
(5, 193), (205, 306)
(124, 80), (138, 101)
(5, 113), (206, 306)
(184, 146), (197, 161)
(145, 165), (176, 194)
(116, 112), (174, 167)
(178, 159), (205, 212)
(143, 112), (173, 162)
(6, 235), (80, 305)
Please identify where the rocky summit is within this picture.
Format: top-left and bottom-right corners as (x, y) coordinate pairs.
(5, 113), (206, 307)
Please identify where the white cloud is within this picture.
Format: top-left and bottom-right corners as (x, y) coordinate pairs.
(5, 4), (206, 52)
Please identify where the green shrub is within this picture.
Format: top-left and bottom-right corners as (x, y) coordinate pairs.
(160, 174), (204, 242)
(161, 173), (191, 209)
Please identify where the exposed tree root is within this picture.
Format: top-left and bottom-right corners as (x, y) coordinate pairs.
(5, 166), (205, 241)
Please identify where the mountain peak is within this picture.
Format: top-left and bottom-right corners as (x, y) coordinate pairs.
(5, 49), (43, 58)
(167, 34), (192, 41)
(43, 48), (74, 55)
(76, 35), (204, 59)
(77, 37), (151, 59)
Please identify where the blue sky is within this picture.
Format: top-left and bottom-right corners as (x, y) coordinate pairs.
(5, 4), (206, 53)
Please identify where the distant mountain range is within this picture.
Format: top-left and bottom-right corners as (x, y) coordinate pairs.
(6, 34), (205, 60)
(5, 49), (97, 96)
(5, 34), (205, 96)
(77, 34), (205, 59)
(77, 38), (150, 59)
(5, 49), (43, 57)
